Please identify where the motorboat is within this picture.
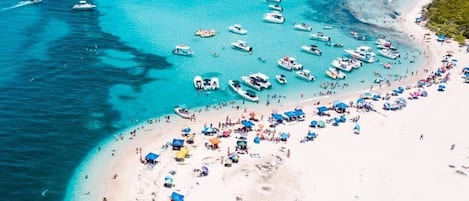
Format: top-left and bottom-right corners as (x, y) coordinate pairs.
(195, 29), (216, 38)
(174, 105), (191, 119)
(376, 38), (396, 49)
(194, 75), (203, 90)
(275, 74), (287, 84)
(262, 11), (285, 24)
(384, 62), (392, 69)
(248, 72), (272, 89)
(296, 69), (315, 81)
(378, 48), (400, 59)
(326, 42), (344, 48)
(22, 0), (41, 4)
(326, 67), (346, 80)
(268, 4), (283, 12)
(172, 45), (194, 56)
(301, 45), (322, 56)
(293, 23), (313, 32)
(266, 0), (281, 2)
(331, 57), (363, 71)
(310, 32), (331, 42)
(228, 24), (248, 35)
(350, 31), (367, 41)
(231, 40), (253, 52)
(241, 76), (262, 91)
(323, 25), (333, 30)
(228, 80), (259, 102)
(331, 60), (353, 72)
(277, 57), (303, 71)
(344, 46), (376, 63)
(72, 0), (96, 10)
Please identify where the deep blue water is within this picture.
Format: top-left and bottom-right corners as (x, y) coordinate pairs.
(0, 0), (421, 200)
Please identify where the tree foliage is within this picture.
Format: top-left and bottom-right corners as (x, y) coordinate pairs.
(424, 0), (469, 44)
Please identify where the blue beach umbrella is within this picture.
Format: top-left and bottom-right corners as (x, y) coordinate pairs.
(241, 120), (255, 128)
(310, 120), (318, 127)
(182, 127), (191, 133)
(253, 136), (260, 144)
(280, 132), (289, 140)
(171, 192), (184, 201)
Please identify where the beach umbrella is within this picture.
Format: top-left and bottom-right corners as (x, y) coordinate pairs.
(175, 151), (185, 160)
(421, 90), (428, 97)
(307, 131), (316, 139)
(241, 120), (255, 128)
(318, 121), (326, 128)
(209, 137), (220, 145)
(201, 166), (209, 175)
(280, 132), (289, 140)
(182, 127), (191, 133)
(253, 136), (260, 144)
(310, 120), (318, 127)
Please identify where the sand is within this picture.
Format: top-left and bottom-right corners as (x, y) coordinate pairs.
(73, 0), (469, 200)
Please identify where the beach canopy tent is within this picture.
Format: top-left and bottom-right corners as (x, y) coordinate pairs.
(209, 137), (221, 145)
(236, 140), (247, 151)
(172, 139), (185, 150)
(437, 35), (447, 42)
(316, 106), (329, 115)
(280, 132), (289, 141)
(310, 120), (318, 127)
(145, 152), (160, 164)
(201, 126), (218, 136)
(372, 94), (381, 101)
(271, 113), (285, 122)
(171, 191), (184, 201)
(420, 90), (428, 97)
(294, 109), (305, 117)
(333, 101), (348, 113)
(307, 131), (317, 139)
(182, 127), (191, 133)
(241, 120), (255, 128)
(438, 84), (446, 91)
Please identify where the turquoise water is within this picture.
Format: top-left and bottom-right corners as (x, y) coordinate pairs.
(0, 0), (425, 200)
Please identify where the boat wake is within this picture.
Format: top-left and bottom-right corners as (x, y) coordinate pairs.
(1, 1), (35, 11)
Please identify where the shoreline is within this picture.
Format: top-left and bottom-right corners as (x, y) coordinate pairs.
(66, 0), (469, 200)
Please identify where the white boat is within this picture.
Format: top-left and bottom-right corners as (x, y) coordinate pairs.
(72, 0), (96, 11)
(331, 60), (353, 72)
(228, 80), (259, 102)
(194, 75), (203, 90)
(293, 23), (313, 32)
(331, 57), (362, 72)
(174, 105), (191, 119)
(262, 11), (285, 24)
(195, 29), (216, 38)
(172, 45), (194, 56)
(296, 69), (315, 81)
(344, 46), (376, 63)
(268, 4), (283, 12)
(231, 40), (253, 52)
(301, 45), (322, 56)
(266, 0), (281, 2)
(228, 24), (248, 35)
(326, 67), (346, 80)
(378, 48), (400, 59)
(21, 0), (41, 4)
(275, 74), (287, 84)
(277, 57), (303, 71)
(249, 72), (272, 89)
(241, 76), (262, 91)
(323, 25), (333, 30)
(310, 32), (331, 42)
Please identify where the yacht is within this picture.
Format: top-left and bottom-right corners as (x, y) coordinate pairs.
(194, 75), (203, 90)
(172, 45), (194, 56)
(228, 80), (259, 102)
(331, 57), (362, 72)
(378, 48), (400, 59)
(72, 0), (96, 11)
(275, 74), (287, 84)
(249, 72), (272, 89)
(231, 40), (253, 52)
(262, 11), (285, 24)
(376, 38), (396, 49)
(241, 76), (262, 91)
(277, 57), (303, 71)
(301, 45), (322, 56)
(344, 46), (376, 63)
(310, 32), (331, 42)
(269, 4), (283, 12)
(296, 69), (315, 81)
(194, 76), (219, 90)
(195, 29), (216, 38)
(326, 67), (346, 80)
(174, 105), (191, 119)
(228, 24), (248, 35)
(293, 23), (313, 32)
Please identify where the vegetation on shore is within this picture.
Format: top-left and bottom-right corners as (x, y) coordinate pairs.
(424, 0), (469, 44)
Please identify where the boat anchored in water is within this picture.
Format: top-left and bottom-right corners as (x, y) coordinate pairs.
(310, 32), (331, 42)
(275, 74), (287, 84)
(344, 46), (376, 63)
(262, 11), (285, 24)
(378, 48), (400, 60)
(228, 24), (248, 35)
(277, 57), (303, 71)
(301, 45), (322, 56)
(331, 57), (363, 72)
(174, 105), (192, 119)
(228, 80), (259, 102)
(268, 4), (283, 12)
(326, 67), (346, 80)
(296, 69), (315, 81)
(172, 45), (194, 56)
(293, 23), (313, 32)
(195, 29), (216, 38)
(72, 0), (96, 11)
(194, 75), (219, 91)
(231, 40), (253, 52)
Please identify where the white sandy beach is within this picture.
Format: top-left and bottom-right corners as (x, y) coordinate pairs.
(72, 0), (469, 200)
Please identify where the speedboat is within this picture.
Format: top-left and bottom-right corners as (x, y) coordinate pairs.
(228, 80), (259, 102)
(262, 11), (285, 24)
(228, 80), (243, 92)
(231, 40), (253, 52)
(301, 45), (322, 56)
(326, 42), (344, 48)
(277, 57), (303, 71)
(310, 32), (331, 42)
(194, 75), (203, 90)
(275, 74), (287, 84)
(344, 46), (376, 63)
(195, 29), (216, 38)
(296, 69), (315, 81)
(228, 24), (248, 35)
(350, 31), (367, 41)
(326, 67), (346, 80)
(323, 25), (333, 30)
(241, 76), (262, 91)
(22, 0), (41, 4)
(72, 0), (96, 10)
(174, 105), (191, 119)
(378, 48), (400, 59)
(266, 0), (281, 2)
(376, 38), (396, 49)
(268, 4), (283, 12)
(248, 72), (271, 89)
(294, 23), (313, 32)
(172, 45), (194, 56)
(331, 57), (362, 72)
